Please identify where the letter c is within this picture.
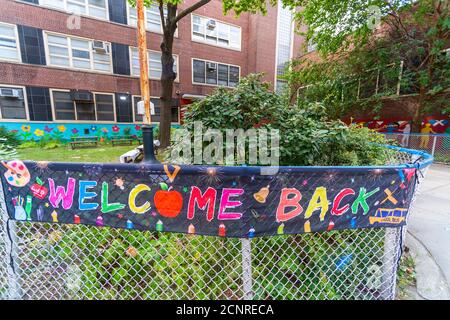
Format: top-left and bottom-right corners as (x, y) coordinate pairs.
(129, 184), (151, 214)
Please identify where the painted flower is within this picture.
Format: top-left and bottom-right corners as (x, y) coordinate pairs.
(72, 128), (79, 134)
(44, 125), (53, 133)
(90, 126), (97, 132)
(112, 125), (120, 133)
(101, 127), (108, 133)
(21, 125), (30, 132)
(135, 125), (141, 131)
(11, 130), (18, 134)
(34, 129), (44, 137)
(57, 125), (66, 133)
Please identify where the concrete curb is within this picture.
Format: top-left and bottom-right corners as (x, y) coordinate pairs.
(405, 231), (450, 300)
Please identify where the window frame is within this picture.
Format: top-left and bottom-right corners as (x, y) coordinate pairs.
(44, 31), (113, 74)
(0, 22), (22, 63)
(126, 3), (178, 36)
(38, 0), (110, 21)
(50, 88), (116, 123)
(190, 14), (242, 51)
(191, 58), (241, 88)
(0, 84), (29, 121)
(129, 47), (179, 82)
(131, 95), (180, 124)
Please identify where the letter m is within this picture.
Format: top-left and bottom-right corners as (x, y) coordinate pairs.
(188, 187), (217, 221)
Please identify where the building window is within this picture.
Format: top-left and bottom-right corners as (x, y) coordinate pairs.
(192, 59), (240, 87)
(128, 3), (168, 33)
(45, 32), (112, 73)
(0, 86), (27, 120)
(39, 0), (108, 20)
(0, 23), (21, 62)
(275, 1), (294, 92)
(130, 47), (178, 80)
(192, 15), (241, 50)
(51, 90), (115, 121)
(132, 96), (179, 123)
(307, 39), (317, 53)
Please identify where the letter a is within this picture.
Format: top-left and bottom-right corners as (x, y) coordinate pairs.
(304, 187), (329, 221)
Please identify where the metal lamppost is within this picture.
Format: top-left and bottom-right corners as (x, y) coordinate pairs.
(137, 0), (159, 164)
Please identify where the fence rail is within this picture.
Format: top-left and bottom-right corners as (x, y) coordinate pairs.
(384, 133), (450, 164)
(0, 148), (430, 300)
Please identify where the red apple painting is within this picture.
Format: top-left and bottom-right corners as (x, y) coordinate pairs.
(154, 183), (183, 218)
(30, 177), (48, 200)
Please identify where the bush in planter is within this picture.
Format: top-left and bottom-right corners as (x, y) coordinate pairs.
(0, 138), (17, 160)
(0, 126), (20, 147)
(180, 73), (390, 166)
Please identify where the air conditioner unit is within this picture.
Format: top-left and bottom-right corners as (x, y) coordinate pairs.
(206, 62), (217, 71)
(206, 20), (216, 30)
(0, 88), (21, 99)
(70, 90), (94, 102)
(92, 40), (109, 53)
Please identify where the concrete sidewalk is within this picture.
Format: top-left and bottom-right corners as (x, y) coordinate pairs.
(406, 164), (450, 300)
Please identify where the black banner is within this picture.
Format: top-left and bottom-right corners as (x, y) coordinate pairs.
(0, 160), (418, 238)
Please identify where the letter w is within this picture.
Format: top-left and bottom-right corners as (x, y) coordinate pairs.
(48, 177), (76, 210)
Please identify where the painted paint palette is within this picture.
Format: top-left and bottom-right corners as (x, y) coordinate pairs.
(2, 160), (30, 187)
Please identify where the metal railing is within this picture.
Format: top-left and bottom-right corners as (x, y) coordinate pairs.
(0, 147), (430, 300)
(384, 133), (450, 164)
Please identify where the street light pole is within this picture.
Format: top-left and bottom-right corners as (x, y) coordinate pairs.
(137, 0), (159, 163)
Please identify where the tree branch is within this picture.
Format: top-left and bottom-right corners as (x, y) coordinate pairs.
(158, 0), (167, 34)
(174, 0), (212, 24)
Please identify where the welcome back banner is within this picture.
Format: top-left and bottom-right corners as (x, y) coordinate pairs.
(0, 160), (418, 238)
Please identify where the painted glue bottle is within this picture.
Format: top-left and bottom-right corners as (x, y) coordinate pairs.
(218, 223), (226, 237)
(156, 220), (163, 232)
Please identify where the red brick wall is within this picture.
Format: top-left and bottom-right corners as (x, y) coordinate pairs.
(0, 0), (307, 97)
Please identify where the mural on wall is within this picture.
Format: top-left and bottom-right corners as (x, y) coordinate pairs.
(2, 122), (144, 142)
(351, 119), (413, 134)
(0, 160), (421, 238)
(351, 117), (450, 134)
(421, 117), (450, 134)
(0, 122), (183, 142)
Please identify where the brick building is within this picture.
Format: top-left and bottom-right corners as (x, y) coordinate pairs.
(0, 0), (307, 140)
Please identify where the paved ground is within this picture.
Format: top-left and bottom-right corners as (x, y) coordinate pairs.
(408, 164), (450, 298)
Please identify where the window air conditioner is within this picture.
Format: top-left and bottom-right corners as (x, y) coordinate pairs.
(206, 20), (216, 30)
(0, 88), (21, 99)
(92, 40), (109, 53)
(70, 90), (94, 102)
(206, 62), (217, 71)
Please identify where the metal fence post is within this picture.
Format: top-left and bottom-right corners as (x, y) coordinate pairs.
(241, 238), (253, 300)
(431, 136), (437, 156)
(381, 228), (398, 299)
(0, 180), (22, 300)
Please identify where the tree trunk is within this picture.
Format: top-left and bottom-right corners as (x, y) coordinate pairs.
(158, 4), (177, 149)
(160, 47), (175, 148)
(411, 86), (425, 133)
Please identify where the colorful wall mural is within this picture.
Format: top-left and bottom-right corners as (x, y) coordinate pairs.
(350, 117), (450, 134)
(0, 122), (181, 142)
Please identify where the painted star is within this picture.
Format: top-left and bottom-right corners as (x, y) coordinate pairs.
(45, 202), (50, 208)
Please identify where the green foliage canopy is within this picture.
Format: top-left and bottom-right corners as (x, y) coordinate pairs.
(180, 74), (391, 166)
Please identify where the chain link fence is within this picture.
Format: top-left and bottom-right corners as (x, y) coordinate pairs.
(0, 147), (430, 300)
(384, 133), (450, 164)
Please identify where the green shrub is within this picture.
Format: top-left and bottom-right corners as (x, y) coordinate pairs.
(18, 141), (39, 149)
(0, 126), (20, 147)
(0, 138), (17, 160)
(43, 141), (63, 150)
(179, 73), (390, 166)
